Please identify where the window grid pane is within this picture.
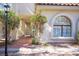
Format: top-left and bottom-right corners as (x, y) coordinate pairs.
(63, 26), (71, 37)
(54, 16), (70, 25)
(53, 26), (61, 37)
(53, 16), (71, 37)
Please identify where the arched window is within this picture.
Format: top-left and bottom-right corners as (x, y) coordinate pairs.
(53, 16), (71, 37)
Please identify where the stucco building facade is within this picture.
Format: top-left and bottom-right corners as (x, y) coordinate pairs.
(36, 3), (79, 43)
(0, 3), (79, 43)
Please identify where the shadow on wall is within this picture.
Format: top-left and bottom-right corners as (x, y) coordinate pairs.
(10, 20), (28, 41)
(40, 23), (52, 42)
(77, 19), (79, 42)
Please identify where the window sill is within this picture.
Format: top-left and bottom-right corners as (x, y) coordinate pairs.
(51, 37), (74, 40)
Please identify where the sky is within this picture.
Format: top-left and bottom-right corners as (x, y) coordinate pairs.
(0, 3), (4, 8)
(0, 3), (12, 10)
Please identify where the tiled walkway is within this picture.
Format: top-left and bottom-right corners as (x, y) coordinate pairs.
(0, 44), (79, 56)
(9, 35), (32, 48)
(0, 36), (79, 56)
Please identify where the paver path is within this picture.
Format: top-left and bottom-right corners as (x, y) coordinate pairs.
(0, 36), (79, 56)
(9, 35), (32, 48)
(0, 44), (79, 56)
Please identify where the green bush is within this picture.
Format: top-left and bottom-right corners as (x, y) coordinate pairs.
(43, 42), (49, 46)
(77, 31), (79, 40)
(32, 38), (40, 45)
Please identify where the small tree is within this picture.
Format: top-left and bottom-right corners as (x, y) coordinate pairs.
(0, 10), (20, 41)
(29, 14), (47, 44)
(30, 14), (47, 37)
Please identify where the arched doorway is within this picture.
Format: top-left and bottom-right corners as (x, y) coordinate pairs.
(53, 16), (71, 37)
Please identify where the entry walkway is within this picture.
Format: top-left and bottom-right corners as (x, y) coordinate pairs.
(0, 44), (79, 56)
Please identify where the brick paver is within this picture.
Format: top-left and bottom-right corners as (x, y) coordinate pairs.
(0, 44), (79, 56)
(0, 36), (79, 56)
(10, 35), (32, 48)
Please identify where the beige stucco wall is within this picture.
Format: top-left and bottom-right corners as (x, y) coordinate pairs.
(1, 4), (79, 42)
(77, 17), (79, 31)
(36, 5), (79, 42)
(0, 21), (4, 40)
(10, 4), (79, 42)
(11, 3), (35, 16)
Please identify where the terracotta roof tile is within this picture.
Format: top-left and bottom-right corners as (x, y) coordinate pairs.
(37, 3), (79, 6)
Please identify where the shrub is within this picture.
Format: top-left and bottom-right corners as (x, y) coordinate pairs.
(43, 42), (49, 46)
(32, 38), (40, 45)
(77, 31), (79, 40)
